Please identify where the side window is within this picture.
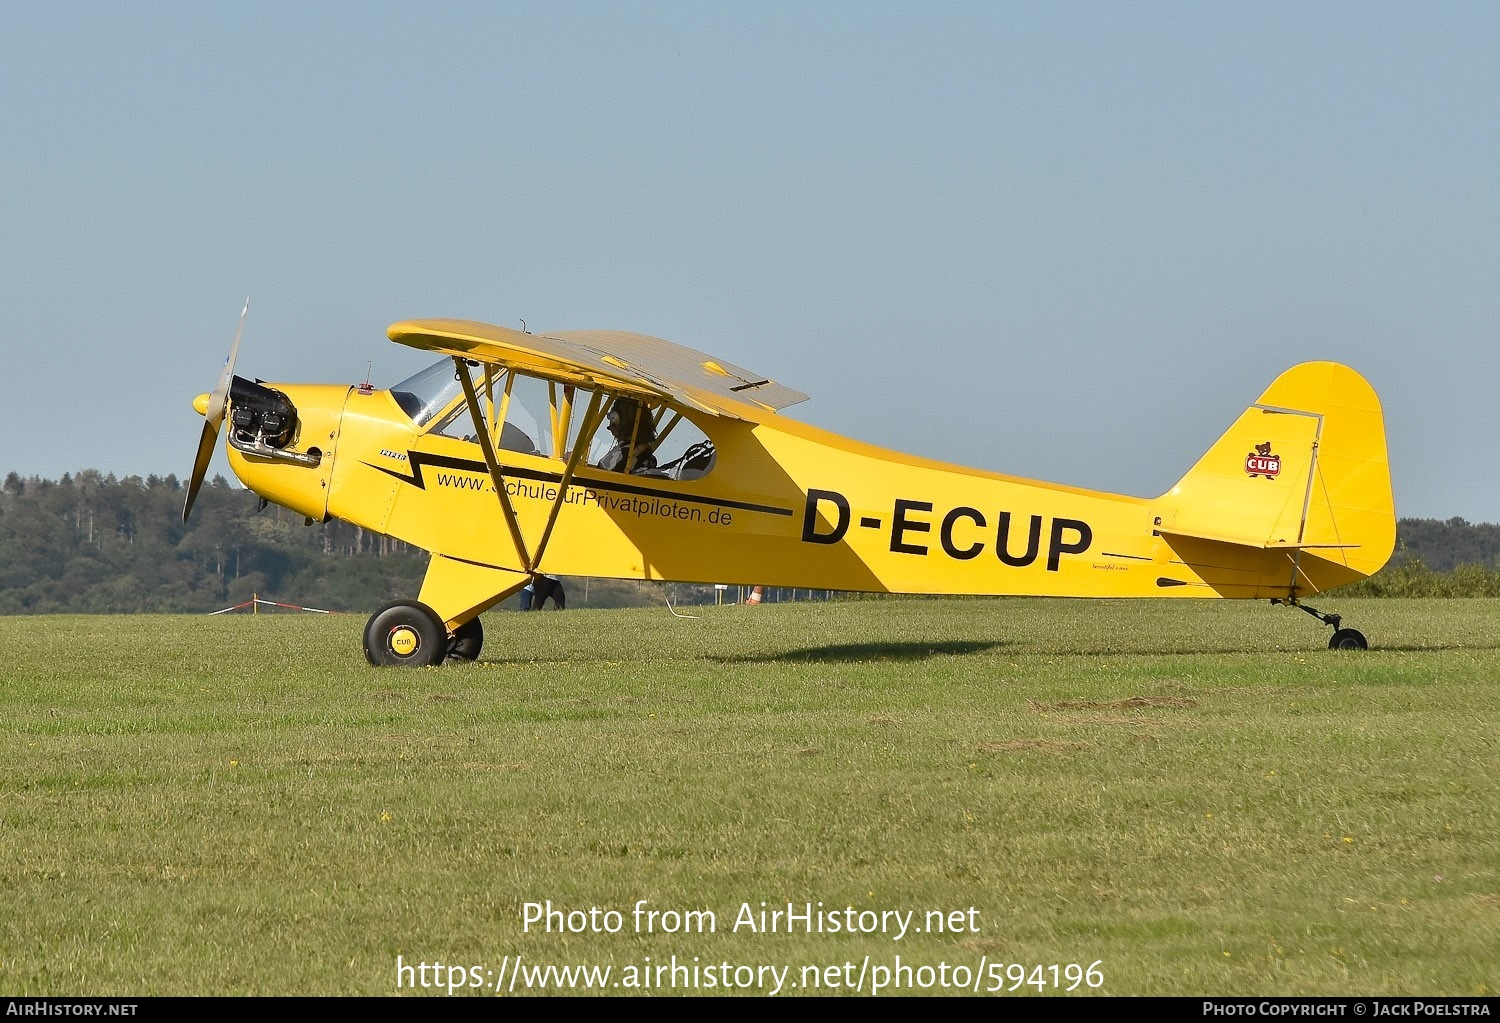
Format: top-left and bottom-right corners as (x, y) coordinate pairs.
(426, 368), (716, 481)
(431, 369), (549, 457)
(593, 396), (716, 480)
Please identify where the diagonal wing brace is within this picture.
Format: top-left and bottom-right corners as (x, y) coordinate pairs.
(529, 390), (606, 570)
(456, 358), (534, 572)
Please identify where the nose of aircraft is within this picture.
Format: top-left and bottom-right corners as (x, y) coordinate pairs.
(222, 380), (348, 524)
(192, 392), (210, 416)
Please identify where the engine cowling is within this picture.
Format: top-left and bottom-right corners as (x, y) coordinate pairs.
(228, 376), (298, 451)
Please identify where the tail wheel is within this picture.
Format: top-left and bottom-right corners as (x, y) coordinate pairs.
(447, 617), (484, 662)
(1274, 600), (1371, 652)
(364, 600), (447, 667)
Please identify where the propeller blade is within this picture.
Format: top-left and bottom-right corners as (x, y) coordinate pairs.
(205, 297), (250, 426)
(181, 418), (219, 522)
(182, 298), (249, 522)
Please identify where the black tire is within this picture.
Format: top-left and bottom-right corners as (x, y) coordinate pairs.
(364, 600), (447, 667)
(1328, 628), (1369, 651)
(446, 616), (484, 662)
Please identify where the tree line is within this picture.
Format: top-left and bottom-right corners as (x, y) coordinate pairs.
(0, 470), (1496, 614)
(0, 470), (425, 614)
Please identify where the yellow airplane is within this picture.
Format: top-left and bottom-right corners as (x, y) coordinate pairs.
(184, 307), (1396, 665)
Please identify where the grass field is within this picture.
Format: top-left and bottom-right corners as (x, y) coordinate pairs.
(1, 598), (1495, 997)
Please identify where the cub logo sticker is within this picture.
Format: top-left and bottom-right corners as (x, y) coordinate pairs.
(1245, 441), (1280, 479)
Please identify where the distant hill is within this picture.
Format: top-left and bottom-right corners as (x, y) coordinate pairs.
(1388, 517), (1500, 572)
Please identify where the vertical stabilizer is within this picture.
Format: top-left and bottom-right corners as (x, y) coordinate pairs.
(1155, 362), (1395, 597)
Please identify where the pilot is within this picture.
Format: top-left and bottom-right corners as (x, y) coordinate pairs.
(598, 397), (658, 474)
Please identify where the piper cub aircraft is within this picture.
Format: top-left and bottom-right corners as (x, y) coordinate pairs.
(184, 308), (1395, 665)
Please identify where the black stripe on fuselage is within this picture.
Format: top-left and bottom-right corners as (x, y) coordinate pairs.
(365, 450), (794, 518)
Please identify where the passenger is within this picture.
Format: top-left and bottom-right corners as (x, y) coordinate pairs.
(597, 397), (658, 474)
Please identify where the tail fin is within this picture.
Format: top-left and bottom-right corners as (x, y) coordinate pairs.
(1155, 362), (1395, 598)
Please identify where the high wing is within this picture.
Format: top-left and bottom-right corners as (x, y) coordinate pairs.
(388, 318), (808, 420)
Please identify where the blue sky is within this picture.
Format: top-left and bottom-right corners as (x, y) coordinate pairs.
(3, 2), (1496, 521)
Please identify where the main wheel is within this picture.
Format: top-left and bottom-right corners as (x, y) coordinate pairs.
(446, 616), (484, 662)
(364, 600), (447, 667)
(1328, 628), (1368, 651)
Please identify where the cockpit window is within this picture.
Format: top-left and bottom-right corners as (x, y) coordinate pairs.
(390, 359), (478, 427)
(410, 361), (717, 480)
(432, 371), (551, 456)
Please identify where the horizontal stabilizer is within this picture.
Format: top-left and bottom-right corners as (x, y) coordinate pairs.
(1154, 527), (1357, 551)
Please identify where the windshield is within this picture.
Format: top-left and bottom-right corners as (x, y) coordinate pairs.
(389, 359), (477, 427)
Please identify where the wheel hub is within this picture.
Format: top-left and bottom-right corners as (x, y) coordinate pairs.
(388, 625), (420, 657)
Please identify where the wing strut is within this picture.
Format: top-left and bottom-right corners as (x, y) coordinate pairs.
(455, 357), (534, 572)
(530, 390), (607, 569)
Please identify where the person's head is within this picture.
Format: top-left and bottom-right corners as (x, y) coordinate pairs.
(606, 397), (654, 441)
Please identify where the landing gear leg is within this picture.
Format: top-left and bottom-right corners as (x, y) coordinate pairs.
(1271, 598), (1368, 650)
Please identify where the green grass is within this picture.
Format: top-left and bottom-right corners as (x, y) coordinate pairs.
(1, 598), (1496, 996)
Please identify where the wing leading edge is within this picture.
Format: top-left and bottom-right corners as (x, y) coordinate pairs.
(388, 319), (808, 420)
